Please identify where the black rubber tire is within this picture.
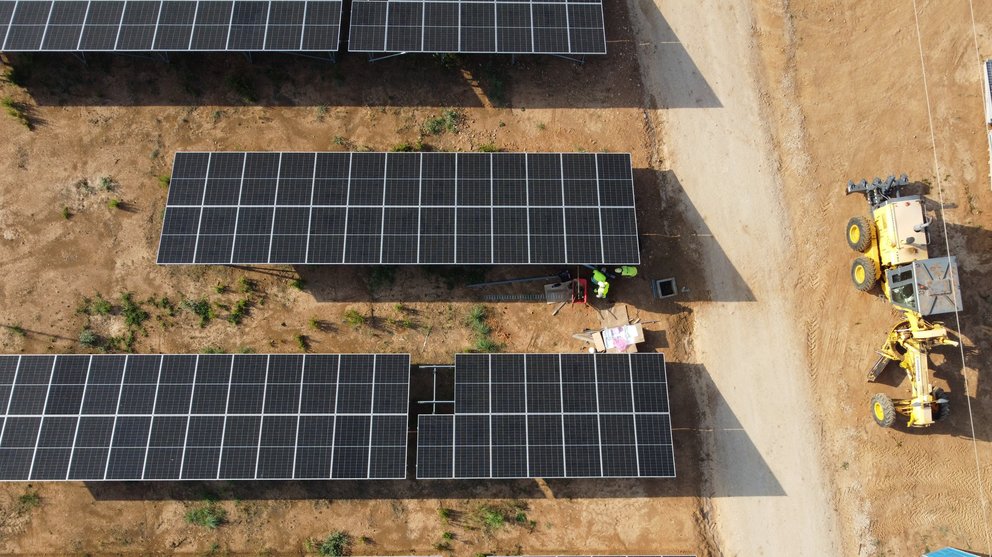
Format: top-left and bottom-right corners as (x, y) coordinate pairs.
(871, 393), (896, 428)
(846, 216), (874, 252)
(933, 388), (951, 422)
(851, 256), (878, 292)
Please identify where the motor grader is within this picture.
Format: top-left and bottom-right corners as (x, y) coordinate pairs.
(845, 175), (963, 428)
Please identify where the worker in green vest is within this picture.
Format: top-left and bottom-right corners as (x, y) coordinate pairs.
(614, 266), (638, 277)
(591, 269), (610, 299)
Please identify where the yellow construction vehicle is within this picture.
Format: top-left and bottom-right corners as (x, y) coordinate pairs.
(846, 175), (963, 427)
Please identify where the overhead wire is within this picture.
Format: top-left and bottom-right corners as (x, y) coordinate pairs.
(910, 1), (991, 554)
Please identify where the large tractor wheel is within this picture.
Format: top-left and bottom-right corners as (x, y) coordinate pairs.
(871, 393), (896, 428)
(933, 388), (951, 422)
(851, 256), (878, 291)
(846, 216), (874, 252)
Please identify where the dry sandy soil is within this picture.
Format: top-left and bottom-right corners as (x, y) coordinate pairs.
(2, 0), (992, 556)
(0, 2), (708, 556)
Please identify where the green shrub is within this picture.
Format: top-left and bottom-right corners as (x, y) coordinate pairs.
(343, 309), (365, 328)
(423, 109), (463, 135)
(158, 175), (171, 188)
(238, 276), (257, 293)
(185, 504), (227, 529)
(290, 278), (306, 290)
(1, 97), (31, 129)
(295, 334), (309, 351)
(18, 490), (40, 510)
(313, 531), (350, 557)
(79, 329), (99, 347)
(120, 292), (148, 327)
(478, 506), (505, 530)
(61, 207), (71, 220)
(182, 298), (215, 327)
(477, 143), (501, 153)
(6, 324), (26, 337)
(107, 198), (121, 209)
(228, 298), (250, 324)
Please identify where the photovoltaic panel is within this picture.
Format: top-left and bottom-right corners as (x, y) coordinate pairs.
(158, 151), (639, 266)
(348, 0), (606, 55)
(0, 353), (410, 481)
(0, 0), (342, 52)
(416, 353), (673, 479)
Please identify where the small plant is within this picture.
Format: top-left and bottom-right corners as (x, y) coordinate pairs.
(158, 175), (171, 188)
(211, 110), (223, 122)
(466, 305), (502, 353)
(316, 105), (328, 120)
(343, 309), (365, 328)
(1, 96), (31, 129)
(237, 276), (257, 293)
(536, 122), (546, 131)
(441, 531), (454, 541)
(120, 292), (149, 327)
(79, 329), (99, 347)
(107, 198), (122, 209)
(423, 109), (463, 135)
(228, 298), (250, 324)
(290, 278), (306, 290)
(309, 317), (320, 330)
(295, 334), (309, 351)
(391, 140), (424, 152)
(6, 324), (27, 337)
(437, 507), (452, 523)
(478, 506), (505, 530)
(18, 490), (40, 509)
(367, 266), (395, 293)
(312, 531), (350, 557)
(185, 503), (227, 529)
(238, 346), (256, 354)
(61, 207), (71, 220)
(182, 298), (215, 327)
(202, 346), (224, 354)
(226, 73), (257, 103)
(333, 135), (349, 146)
(214, 283), (228, 294)
(98, 176), (117, 191)
(477, 143), (501, 153)
(434, 541), (452, 551)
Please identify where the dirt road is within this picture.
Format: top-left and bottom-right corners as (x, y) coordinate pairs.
(627, 1), (842, 554)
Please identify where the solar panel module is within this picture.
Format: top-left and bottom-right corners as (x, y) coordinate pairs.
(0, 0), (343, 52)
(416, 353), (674, 479)
(0, 354), (409, 481)
(348, 0), (606, 55)
(157, 151), (640, 266)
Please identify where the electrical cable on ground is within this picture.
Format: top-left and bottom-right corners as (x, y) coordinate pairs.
(910, 1), (991, 554)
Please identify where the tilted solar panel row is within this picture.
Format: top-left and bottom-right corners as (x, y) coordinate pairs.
(157, 151), (640, 266)
(0, 0), (343, 52)
(416, 353), (674, 479)
(0, 0), (604, 54)
(0, 354), (409, 481)
(349, 0), (606, 55)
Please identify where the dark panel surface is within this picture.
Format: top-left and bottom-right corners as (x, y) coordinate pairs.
(0, 354), (409, 481)
(159, 151), (639, 266)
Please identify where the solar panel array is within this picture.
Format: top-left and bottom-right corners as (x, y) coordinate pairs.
(416, 353), (673, 479)
(157, 151), (640, 265)
(349, 0), (606, 54)
(0, 354), (410, 481)
(0, 0), (343, 52)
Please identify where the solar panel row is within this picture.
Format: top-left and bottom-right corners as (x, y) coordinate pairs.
(349, 0), (606, 54)
(416, 353), (674, 479)
(0, 0), (342, 52)
(0, 354), (410, 481)
(157, 151), (640, 265)
(0, 0), (605, 53)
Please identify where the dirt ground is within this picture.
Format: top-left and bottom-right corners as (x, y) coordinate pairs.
(3, 0), (992, 556)
(0, 2), (710, 556)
